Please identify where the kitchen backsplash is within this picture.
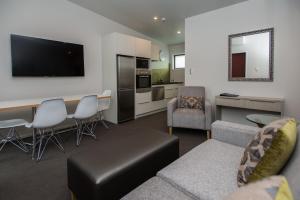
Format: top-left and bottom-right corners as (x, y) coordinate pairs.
(152, 68), (170, 83)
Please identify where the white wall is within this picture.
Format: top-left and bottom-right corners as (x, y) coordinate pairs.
(185, 0), (300, 120)
(0, 0), (168, 101)
(0, 0), (168, 136)
(169, 43), (185, 83)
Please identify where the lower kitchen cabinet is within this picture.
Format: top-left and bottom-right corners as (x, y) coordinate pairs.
(135, 84), (183, 117)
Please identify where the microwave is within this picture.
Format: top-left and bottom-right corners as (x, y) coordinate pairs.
(136, 58), (150, 69)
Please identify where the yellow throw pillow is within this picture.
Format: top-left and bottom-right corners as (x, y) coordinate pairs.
(225, 176), (294, 200)
(238, 118), (297, 186)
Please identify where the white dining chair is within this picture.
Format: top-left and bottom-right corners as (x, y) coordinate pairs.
(68, 95), (99, 146)
(26, 98), (67, 161)
(98, 90), (111, 128)
(0, 119), (29, 152)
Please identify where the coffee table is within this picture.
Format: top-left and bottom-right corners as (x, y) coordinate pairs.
(246, 114), (280, 128)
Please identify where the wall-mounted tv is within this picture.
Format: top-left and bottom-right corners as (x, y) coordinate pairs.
(11, 34), (84, 77)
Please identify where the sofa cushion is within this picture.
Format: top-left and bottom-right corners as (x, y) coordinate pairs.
(121, 177), (193, 200)
(173, 108), (205, 129)
(225, 176), (294, 200)
(238, 118), (297, 186)
(157, 139), (244, 200)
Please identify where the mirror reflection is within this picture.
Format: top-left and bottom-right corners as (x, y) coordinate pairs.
(229, 28), (273, 81)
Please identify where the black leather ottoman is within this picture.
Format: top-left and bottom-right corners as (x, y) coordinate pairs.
(67, 130), (179, 200)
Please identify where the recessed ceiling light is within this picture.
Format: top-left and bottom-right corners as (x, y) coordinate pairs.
(177, 31), (181, 34)
(161, 17), (166, 22)
(153, 16), (159, 21)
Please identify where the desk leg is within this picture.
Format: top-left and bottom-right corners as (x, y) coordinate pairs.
(215, 105), (221, 120)
(32, 107), (37, 160)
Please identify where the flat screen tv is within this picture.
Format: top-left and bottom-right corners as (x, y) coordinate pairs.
(11, 34), (84, 77)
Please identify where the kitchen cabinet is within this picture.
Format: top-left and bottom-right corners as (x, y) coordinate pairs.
(135, 38), (151, 58)
(135, 92), (152, 116)
(135, 84), (183, 118)
(151, 44), (160, 61)
(113, 33), (136, 56)
(164, 84), (181, 102)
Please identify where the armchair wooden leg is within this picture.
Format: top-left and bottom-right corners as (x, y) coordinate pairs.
(207, 130), (211, 139)
(169, 127), (173, 135)
(70, 190), (77, 200)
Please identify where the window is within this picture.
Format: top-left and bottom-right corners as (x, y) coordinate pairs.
(174, 54), (185, 69)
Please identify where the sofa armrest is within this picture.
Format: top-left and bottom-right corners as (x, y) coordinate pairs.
(167, 98), (178, 127)
(204, 100), (212, 130)
(212, 120), (260, 148)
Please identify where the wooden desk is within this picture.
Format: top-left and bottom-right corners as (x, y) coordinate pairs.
(215, 95), (284, 121)
(0, 94), (111, 112)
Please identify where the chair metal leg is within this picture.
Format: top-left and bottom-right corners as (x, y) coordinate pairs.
(34, 128), (65, 161)
(74, 118), (98, 146)
(32, 129), (36, 160)
(37, 131), (45, 161)
(101, 120), (109, 129)
(50, 129), (65, 152)
(99, 112), (109, 129)
(0, 128), (29, 152)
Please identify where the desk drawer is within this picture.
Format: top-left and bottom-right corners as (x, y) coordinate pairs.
(246, 100), (282, 112)
(215, 97), (243, 108)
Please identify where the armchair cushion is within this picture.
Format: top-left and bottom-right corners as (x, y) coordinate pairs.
(179, 96), (203, 110)
(177, 86), (205, 108)
(173, 108), (205, 130)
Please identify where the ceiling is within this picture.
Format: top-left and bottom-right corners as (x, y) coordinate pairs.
(69, 0), (247, 45)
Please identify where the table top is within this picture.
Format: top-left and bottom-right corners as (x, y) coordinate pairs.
(246, 114), (280, 126)
(0, 94), (111, 112)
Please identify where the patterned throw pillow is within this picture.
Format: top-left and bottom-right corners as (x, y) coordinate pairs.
(225, 176), (294, 200)
(237, 118), (297, 187)
(179, 96), (203, 110)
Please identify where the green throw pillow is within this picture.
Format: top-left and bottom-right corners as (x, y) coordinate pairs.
(238, 118), (297, 186)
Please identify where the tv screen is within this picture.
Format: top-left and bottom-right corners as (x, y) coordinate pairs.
(11, 34), (84, 77)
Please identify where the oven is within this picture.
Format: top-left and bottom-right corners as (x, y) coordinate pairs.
(136, 70), (151, 93)
(136, 58), (150, 69)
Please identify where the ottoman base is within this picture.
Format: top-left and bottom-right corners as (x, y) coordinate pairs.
(67, 130), (179, 200)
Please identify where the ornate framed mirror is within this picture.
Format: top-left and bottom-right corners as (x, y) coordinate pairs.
(228, 28), (274, 81)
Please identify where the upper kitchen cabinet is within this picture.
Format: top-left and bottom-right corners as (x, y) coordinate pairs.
(151, 44), (161, 61)
(135, 38), (151, 58)
(113, 33), (136, 56)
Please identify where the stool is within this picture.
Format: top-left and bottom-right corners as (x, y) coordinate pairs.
(0, 119), (29, 152)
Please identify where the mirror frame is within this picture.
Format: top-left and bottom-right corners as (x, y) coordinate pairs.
(228, 28), (274, 82)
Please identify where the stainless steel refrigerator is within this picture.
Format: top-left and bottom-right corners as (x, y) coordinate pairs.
(117, 55), (135, 123)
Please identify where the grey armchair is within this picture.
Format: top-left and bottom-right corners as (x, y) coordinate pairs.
(167, 86), (212, 138)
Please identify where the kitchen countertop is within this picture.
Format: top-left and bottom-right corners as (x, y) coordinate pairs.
(152, 82), (184, 86)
